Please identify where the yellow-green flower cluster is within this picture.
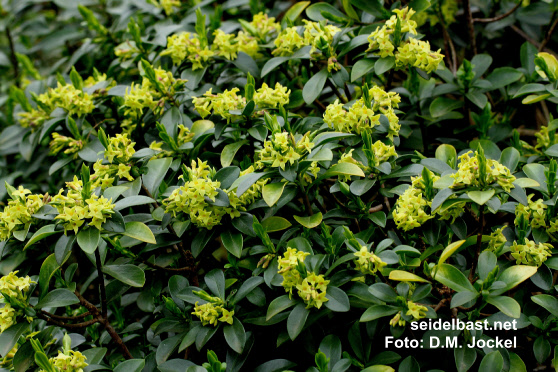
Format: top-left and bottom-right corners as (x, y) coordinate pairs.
(44, 350), (88, 372)
(323, 86), (401, 139)
(150, 124), (195, 157)
(212, 30), (260, 60)
(253, 83), (290, 108)
(389, 301), (427, 328)
(354, 246), (387, 275)
(0, 271), (34, 301)
(515, 194), (547, 229)
(123, 67), (180, 119)
(193, 88), (245, 122)
(0, 304), (17, 333)
(413, 0), (458, 27)
(451, 151), (516, 192)
(406, 300), (428, 321)
(162, 32), (214, 70)
(395, 37), (444, 74)
(37, 82), (95, 117)
(486, 226), (507, 253)
(51, 176), (115, 233)
(49, 133), (84, 158)
(302, 20), (341, 55)
(273, 27), (307, 56)
(17, 109), (51, 129)
(227, 166), (267, 215)
(0, 186), (44, 241)
(255, 132), (314, 170)
(296, 272), (330, 309)
(245, 12), (281, 40)
(368, 7), (444, 74)
(510, 239), (552, 266)
(192, 301), (234, 326)
(163, 159), (224, 229)
(393, 185), (432, 231)
(277, 247), (310, 296)
(91, 133), (136, 189)
(151, 0), (180, 15)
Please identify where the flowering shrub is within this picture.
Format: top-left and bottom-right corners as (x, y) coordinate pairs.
(1, 0), (558, 371)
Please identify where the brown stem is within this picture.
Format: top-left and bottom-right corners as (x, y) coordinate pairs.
(95, 249), (108, 319)
(381, 183), (391, 212)
(439, 14), (457, 74)
(303, 193), (314, 216)
(473, 2), (521, 23)
(326, 78), (348, 103)
(510, 25), (558, 57)
(6, 27), (20, 87)
(74, 291), (133, 359)
(540, 12), (558, 52)
(142, 259), (193, 273)
(463, 0), (477, 56)
(41, 311), (91, 320)
(37, 313), (99, 329)
(469, 207), (484, 281)
(369, 204), (384, 213)
(343, 82), (353, 101)
(433, 298), (449, 312)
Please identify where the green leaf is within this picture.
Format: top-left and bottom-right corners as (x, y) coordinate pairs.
(360, 305), (399, 322)
(233, 276), (264, 305)
(454, 344), (477, 372)
(534, 337), (551, 364)
(35, 288), (79, 309)
(282, 1), (311, 27)
(221, 140), (248, 168)
(76, 227), (100, 254)
(323, 163), (365, 178)
(486, 295), (521, 318)
(350, 179), (376, 196)
(38, 254), (60, 300)
(433, 264), (477, 292)
(221, 230), (243, 258)
(214, 166), (240, 190)
(261, 216), (292, 232)
(500, 147), (520, 172)
(324, 286), (350, 312)
(438, 240), (466, 266)
(306, 2), (350, 22)
(142, 158), (172, 197)
(479, 351), (503, 372)
(24, 225), (59, 250)
(287, 303), (310, 340)
(531, 294), (558, 316)
(467, 189), (495, 205)
(190, 120), (214, 141)
(375, 57), (395, 75)
(113, 195), (155, 211)
(351, 59), (375, 82)
(486, 67), (523, 90)
(122, 221), (156, 244)
(388, 270), (429, 283)
(263, 182), (287, 207)
(350, 0), (390, 18)
(303, 68), (328, 105)
(113, 359), (145, 372)
(205, 269), (226, 299)
(267, 295), (297, 320)
(0, 323), (29, 357)
(435, 144), (457, 169)
(450, 290), (479, 308)
(430, 97), (464, 118)
(293, 212), (323, 229)
(491, 265), (537, 296)
(223, 317), (246, 354)
(102, 264), (146, 287)
(409, 0), (431, 13)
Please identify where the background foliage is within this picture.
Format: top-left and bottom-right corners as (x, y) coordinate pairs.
(1, 0), (558, 371)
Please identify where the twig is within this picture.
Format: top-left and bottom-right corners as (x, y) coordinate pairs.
(6, 27), (19, 87)
(40, 311), (91, 320)
(439, 15), (457, 74)
(369, 204), (384, 213)
(326, 78), (347, 103)
(510, 25), (558, 57)
(343, 82), (353, 101)
(74, 291), (133, 359)
(94, 250), (108, 319)
(473, 2), (521, 23)
(463, 0), (477, 55)
(469, 206), (484, 281)
(37, 313), (99, 329)
(142, 259), (193, 273)
(434, 298), (449, 312)
(540, 12), (558, 51)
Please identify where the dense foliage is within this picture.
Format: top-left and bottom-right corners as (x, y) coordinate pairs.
(1, 0), (558, 371)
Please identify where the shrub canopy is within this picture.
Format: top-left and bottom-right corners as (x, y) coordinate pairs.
(1, 0), (558, 371)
